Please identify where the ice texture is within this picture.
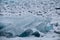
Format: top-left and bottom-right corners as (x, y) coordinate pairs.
(0, 0), (60, 40)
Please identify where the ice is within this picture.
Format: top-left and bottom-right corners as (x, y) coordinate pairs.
(0, 0), (60, 40)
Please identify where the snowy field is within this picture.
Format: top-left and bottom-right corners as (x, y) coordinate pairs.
(0, 0), (60, 40)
